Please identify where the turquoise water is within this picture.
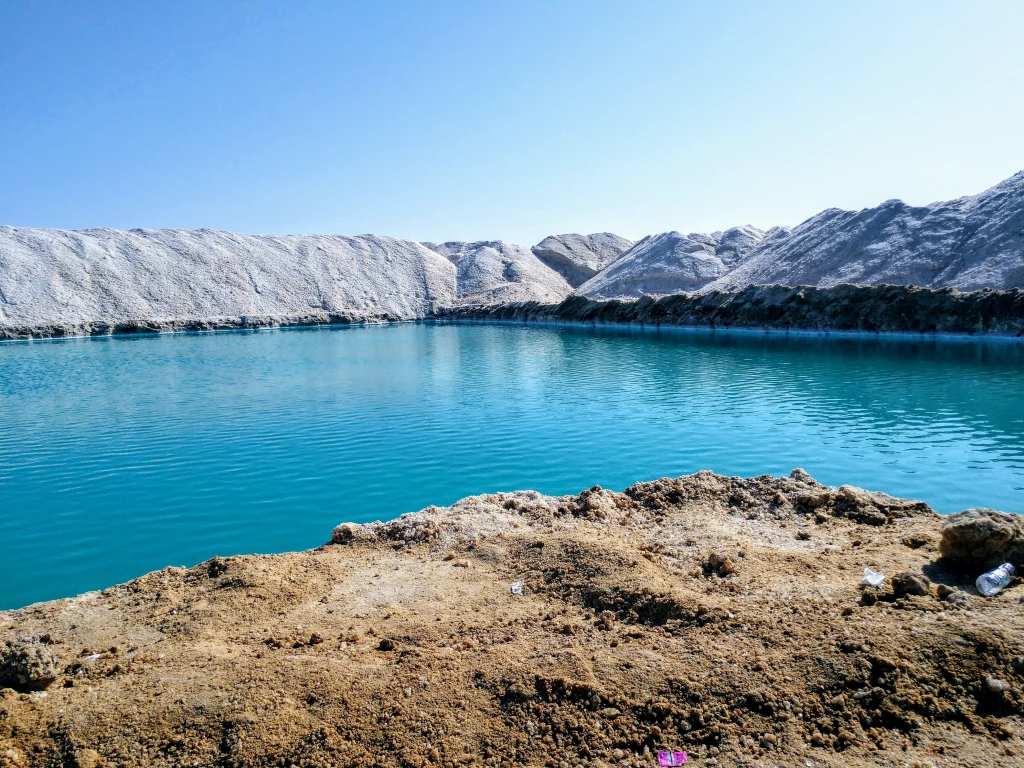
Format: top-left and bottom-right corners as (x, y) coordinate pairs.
(1, 322), (1023, 609)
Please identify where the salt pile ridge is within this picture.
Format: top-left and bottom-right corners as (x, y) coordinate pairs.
(578, 172), (1024, 300)
(530, 233), (634, 287)
(2, 172), (1022, 337)
(703, 171), (1024, 293)
(577, 226), (767, 299)
(0, 227), (457, 331)
(422, 240), (573, 306)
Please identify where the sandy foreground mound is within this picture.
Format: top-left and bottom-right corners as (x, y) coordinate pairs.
(2, 472), (1022, 768)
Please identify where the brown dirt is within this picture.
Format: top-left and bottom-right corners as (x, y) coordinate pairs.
(1, 471), (1023, 768)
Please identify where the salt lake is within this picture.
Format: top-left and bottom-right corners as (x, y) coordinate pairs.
(1, 322), (1022, 609)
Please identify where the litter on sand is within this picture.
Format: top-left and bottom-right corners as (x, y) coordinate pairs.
(510, 581), (524, 595)
(976, 562), (1015, 597)
(657, 751), (687, 765)
(861, 568), (885, 587)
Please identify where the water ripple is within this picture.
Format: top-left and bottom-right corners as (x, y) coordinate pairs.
(1, 323), (1023, 608)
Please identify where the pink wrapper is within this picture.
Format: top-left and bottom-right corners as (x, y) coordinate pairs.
(657, 751), (687, 766)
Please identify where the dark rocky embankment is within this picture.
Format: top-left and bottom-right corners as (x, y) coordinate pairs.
(437, 284), (1024, 337)
(0, 311), (400, 342)
(4, 284), (1023, 342)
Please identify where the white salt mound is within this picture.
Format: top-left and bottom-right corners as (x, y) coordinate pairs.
(422, 240), (573, 306)
(579, 172), (1024, 300)
(702, 171), (1024, 293)
(2, 172), (1022, 333)
(576, 226), (770, 299)
(713, 225), (770, 267)
(576, 229), (743, 299)
(531, 233), (634, 287)
(0, 227), (457, 328)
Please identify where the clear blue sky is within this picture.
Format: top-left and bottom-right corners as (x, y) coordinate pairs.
(1, 1), (1022, 244)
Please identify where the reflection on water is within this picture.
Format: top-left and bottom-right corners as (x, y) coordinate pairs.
(1, 322), (1022, 608)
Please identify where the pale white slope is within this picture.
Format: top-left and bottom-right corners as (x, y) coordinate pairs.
(703, 172), (1024, 292)
(422, 240), (573, 306)
(713, 225), (769, 267)
(0, 227), (457, 328)
(4, 173), (1022, 333)
(530, 233), (634, 287)
(577, 227), (766, 299)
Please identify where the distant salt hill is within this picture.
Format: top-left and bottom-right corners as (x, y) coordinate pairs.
(421, 240), (573, 306)
(579, 170), (1024, 299)
(1, 172), (1021, 337)
(702, 171), (1024, 293)
(530, 233), (634, 287)
(417, 233), (633, 306)
(577, 226), (769, 299)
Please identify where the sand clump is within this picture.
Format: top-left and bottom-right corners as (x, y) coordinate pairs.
(940, 508), (1024, 570)
(1, 471), (1023, 768)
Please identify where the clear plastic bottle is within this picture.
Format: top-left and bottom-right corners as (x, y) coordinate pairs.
(976, 562), (1016, 597)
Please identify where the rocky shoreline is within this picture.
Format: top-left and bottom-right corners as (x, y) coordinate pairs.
(3, 284), (1023, 342)
(0, 311), (400, 342)
(438, 284), (1024, 337)
(2, 471), (1023, 767)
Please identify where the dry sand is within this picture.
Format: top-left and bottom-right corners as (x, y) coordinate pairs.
(2, 471), (1022, 768)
